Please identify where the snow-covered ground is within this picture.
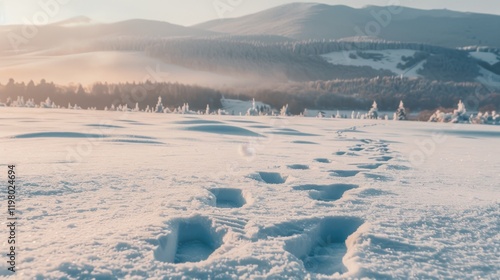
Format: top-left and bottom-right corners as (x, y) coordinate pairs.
(1, 108), (499, 279)
(322, 50), (425, 78)
(469, 51), (500, 65)
(477, 67), (500, 89)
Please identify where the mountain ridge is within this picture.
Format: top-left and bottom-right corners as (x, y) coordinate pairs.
(195, 3), (500, 48)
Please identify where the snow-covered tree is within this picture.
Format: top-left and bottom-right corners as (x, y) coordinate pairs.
(155, 96), (164, 113)
(12, 96), (25, 107)
(25, 98), (36, 108)
(280, 104), (289, 116)
(451, 100), (468, 123)
(40, 97), (56, 108)
(429, 100), (468, 123)
(247, 98), (259, 116)
(394, 100), (407, 120)
(367, 101), (378, 119)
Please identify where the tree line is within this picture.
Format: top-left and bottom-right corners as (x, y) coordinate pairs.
(1, 77), (498, 114)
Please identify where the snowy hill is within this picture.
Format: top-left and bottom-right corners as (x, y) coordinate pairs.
(0, 4), (499, 105)
(195, 3), (500, 48)
(0, 19), (218, 54)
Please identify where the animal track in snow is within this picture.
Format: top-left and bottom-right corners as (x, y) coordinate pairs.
(209, 188), (246, 208)
(294, 184), (358, 202)
(154, 216), (223, 264)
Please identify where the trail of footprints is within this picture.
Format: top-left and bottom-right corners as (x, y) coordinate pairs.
(151, 136), (404, 276)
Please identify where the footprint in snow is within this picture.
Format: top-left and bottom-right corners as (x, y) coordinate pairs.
(258, 217), (364, 276)
(287, 164), (310, 170)
(209, 188), (247, 209)
(154, 216), (224, 264)
(250, 172), (288, 184)
(314, 158), (331, 163)
(293, 184), (358, 202)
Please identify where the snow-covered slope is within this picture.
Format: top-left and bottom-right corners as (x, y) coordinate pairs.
(470, 51), (500, 65)
(195, 3), (500, 48)
(322, 50), (425, 78)
(1, 107), (498, 279)
(477, 67), (500, 89)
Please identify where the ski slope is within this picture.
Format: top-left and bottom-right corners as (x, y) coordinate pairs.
(0, 108), (499, 279)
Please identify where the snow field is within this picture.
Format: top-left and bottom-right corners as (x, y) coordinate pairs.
(0, 108), (498, 279)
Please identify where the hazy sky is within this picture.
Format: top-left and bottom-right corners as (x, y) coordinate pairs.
(1, 0), (499, 26)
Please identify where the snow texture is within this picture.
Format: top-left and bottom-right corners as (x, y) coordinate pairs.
(0, 107), (498, 279)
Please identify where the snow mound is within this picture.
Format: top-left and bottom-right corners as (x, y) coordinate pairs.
(184, 125), (263, 137)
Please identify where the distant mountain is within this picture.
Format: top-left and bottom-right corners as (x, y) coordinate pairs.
(195, 3), (500, 48)
(0, 4), (499, 98)
(0, 19), (218, 54)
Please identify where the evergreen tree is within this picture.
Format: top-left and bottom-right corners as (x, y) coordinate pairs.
(367, 101), (379, 119)
(395, 100), (407, 120)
